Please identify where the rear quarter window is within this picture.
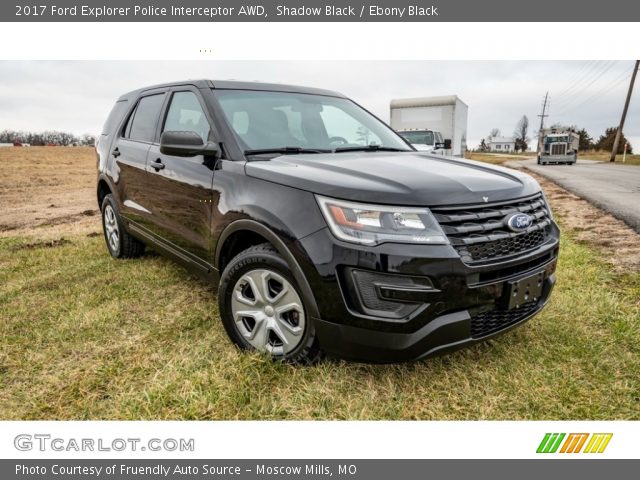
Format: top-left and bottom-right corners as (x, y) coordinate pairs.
(101, 100), (128, 135)
(126, 94), (166, 143)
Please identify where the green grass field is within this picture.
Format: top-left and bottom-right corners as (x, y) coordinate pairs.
(1, 226), (639, 420)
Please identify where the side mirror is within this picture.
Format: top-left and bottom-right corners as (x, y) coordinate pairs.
(444, 139), (452, 149)
(435, 142), (445, 149)
(160, 131), (219, 158)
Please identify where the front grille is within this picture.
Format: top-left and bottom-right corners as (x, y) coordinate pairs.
(432, 193), (552, 263)
(470, 301), (538, 338)
(466, 230), (547, 261)
(551, 144), (566, 155)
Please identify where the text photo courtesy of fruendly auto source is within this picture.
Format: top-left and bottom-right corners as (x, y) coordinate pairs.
(0, 60), (638, 420)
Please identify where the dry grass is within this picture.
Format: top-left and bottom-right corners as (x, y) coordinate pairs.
(465, 152), (533, 165)
(579, 150), (640, 166)
(0, 147), (639, 420)
(0, 147), (97, 236)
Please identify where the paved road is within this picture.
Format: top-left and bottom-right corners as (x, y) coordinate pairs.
(507, 158), (640, 232)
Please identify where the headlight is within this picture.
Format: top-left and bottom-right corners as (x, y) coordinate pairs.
(316, 195), (448, 246)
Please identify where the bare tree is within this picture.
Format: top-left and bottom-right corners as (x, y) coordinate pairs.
(489, 128), (501, 139)
(513, 115), (529, 152)
(478, 138), (490, 152)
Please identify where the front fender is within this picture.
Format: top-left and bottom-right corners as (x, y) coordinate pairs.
(214, 219), (320, 320)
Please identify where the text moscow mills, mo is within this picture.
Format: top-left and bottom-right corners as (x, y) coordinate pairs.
(15, 463), (359, 477)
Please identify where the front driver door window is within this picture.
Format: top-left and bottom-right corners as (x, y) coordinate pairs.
(163, 91), (211, 142)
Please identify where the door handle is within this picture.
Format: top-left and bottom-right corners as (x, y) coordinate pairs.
(150, 158), (165, 171)
(112, 148), (120, 158)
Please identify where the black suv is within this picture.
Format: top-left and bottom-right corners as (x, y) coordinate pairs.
(96, 80), (559, 363)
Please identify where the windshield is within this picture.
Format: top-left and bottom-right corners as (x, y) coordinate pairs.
(546, 135), (568, 143)
(399, 130), (435, 146)
(214, 90), (411, 153)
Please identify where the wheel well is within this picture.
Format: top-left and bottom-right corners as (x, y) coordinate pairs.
(97, 179), (112, 206)
(218, 230), (270, 273)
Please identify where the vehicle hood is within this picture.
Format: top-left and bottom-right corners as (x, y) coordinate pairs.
(245, 151), (540, 206)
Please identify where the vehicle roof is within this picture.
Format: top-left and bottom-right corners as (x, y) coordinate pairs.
(397, 128), (436, 133)
(117, 79), (346, 101)
(390, 95), (468, 109)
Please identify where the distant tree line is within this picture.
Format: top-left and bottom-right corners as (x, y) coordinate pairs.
(476, 121), (633, 154)
(0, 130), (95, 146)
(572, 126), (633, 154)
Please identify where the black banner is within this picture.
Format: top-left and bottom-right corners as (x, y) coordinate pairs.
(3, 459), (639, 480)
(5, 0), (640, 22)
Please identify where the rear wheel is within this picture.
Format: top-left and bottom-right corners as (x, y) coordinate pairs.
(218, 243), (322, 363)
(101, 194), (145, 259)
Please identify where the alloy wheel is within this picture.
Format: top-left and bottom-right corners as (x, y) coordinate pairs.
(103, 204), (120, 253)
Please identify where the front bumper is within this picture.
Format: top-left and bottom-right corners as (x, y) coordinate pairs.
(292, 223), (560, 362)
(540, 154), (575, 163)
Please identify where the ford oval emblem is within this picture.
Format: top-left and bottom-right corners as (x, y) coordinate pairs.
(506, 213), (533, 232)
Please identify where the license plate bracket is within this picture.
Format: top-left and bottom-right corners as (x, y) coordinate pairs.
(503, 270), (545, 310)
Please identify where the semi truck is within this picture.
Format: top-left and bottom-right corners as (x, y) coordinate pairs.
(538, 127), (579, 165)
(390, 95), (468, 157)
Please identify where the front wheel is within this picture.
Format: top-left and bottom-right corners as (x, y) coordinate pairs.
(218, 243), (322, 364)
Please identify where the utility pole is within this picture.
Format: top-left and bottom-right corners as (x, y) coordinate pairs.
(610, 60), (639, 162)
(537, 92), (549, 155)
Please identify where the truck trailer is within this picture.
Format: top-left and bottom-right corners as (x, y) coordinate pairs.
(538, 127), (579, 165)
(390, 95), (468, 157)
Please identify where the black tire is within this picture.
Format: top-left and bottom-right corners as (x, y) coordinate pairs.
(218, 243), (322, 364)
(101, 194), (145, 259)
(537, 155), (541, 165)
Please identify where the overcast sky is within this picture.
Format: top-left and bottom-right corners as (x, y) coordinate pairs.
(0, 60), (638, 149)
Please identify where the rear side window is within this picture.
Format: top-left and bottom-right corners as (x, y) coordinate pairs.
(101, 100), (128, 135)
(126, 94), (165, 142)
(163, 91), (210, 142)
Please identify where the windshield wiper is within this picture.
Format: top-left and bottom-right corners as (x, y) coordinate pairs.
(333, 145), (409, 153)
(244, 147), (331, 156)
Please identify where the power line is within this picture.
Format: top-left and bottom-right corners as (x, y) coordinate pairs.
(552, 61), (612, 102)
(553, 69), (632, 117)
(551, 61), (618, 110)
(552, 61), (617, 109)
(553, 60), (602, 98)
